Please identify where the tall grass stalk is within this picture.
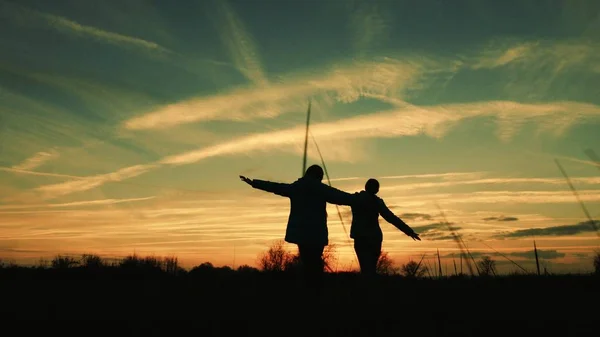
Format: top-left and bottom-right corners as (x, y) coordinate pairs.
(301, 99), (312, 176)
(435, 203), (475, 276)
(437, 249), (443, 278)
(583, 148), (600, 173)
(534, 240), (541, 276)
(310, 132), (357, 265)
(554, 158), (599, 238)
(481, 241), (528, 274)
(453, 258), (458, 276)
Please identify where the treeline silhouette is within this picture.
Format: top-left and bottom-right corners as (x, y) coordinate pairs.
(1, 240), (599, 278)
(1, 242), (598, 335)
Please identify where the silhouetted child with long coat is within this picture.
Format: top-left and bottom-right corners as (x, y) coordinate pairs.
(240, 164), (354, 289)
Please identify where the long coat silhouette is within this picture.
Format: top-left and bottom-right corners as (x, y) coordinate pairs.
(250, 176), (354, 246)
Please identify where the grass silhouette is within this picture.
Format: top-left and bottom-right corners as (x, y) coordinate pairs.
(1, 247), (598, 335)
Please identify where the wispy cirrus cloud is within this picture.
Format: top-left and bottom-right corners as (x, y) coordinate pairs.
(217, 0), (268, 87)
(381, 176), (600, 192)
(472, 39), (600, 74)
(40, 13), (170, 53)
(120, 36), (600, 135)
(385, 190), (600, 208)
(121, 57), (424, 130)
(33, 164), (158, 200)
(349, 0), (391, 57)
(0, 196), (156, 211)
(469, 38), (600, 101)
(11, 149), (59, 171)
(329, 172), (486, 182)
(0, 1), (170, 54)
(19, 98), (600, 199)
(159, 100), (600, 165)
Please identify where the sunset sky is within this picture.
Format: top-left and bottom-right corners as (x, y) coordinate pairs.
(1, 0), (599, 273)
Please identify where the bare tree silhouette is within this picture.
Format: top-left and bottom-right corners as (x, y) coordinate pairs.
(258, 240), (294, 272)
(322, 244), (338, 272)
(376, 251), (398, 275)
(258, 240), (339, 273)
(477, 256), (497, 277)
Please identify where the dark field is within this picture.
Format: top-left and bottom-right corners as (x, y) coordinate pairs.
(1, 263), (598, 336)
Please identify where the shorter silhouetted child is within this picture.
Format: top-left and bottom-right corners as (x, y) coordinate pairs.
(350, 178), (420, 276)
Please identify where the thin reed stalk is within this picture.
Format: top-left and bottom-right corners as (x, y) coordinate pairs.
(534, 240), (541, 276)
(583, 148), (600, 173)
(310, 132), (358, 266)
(302, 99), (312, 176)
(436, 203), (475, 276)
(437, 248), (443, 278)
(480, 241), (528, 274)
(554, 158), (599, 238)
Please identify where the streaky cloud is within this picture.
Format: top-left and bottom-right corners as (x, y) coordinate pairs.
(328, 172), (486, 182)
(386, 190), (600, 207)
(159, 100), (600, 165)
(2, 1), (170, 54)
(483, 216), (519, 222)
(381, 177), (600, 192)
(0, 196), (156, 210)
(10, 149), (59, 171)
(0, 166), (82, 180)
(472, 39), (600, 74)
(217, 0), (268, 87)
(122, 58), (424, 130)
(29, 99), (600, 199)
(495, 220), (600, 238)
(34, 164), (158, 200)
(444, 249), (566, 260)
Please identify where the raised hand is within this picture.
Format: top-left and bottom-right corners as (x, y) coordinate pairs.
(409, 232), (421, 241)
(239, 175), (253, 186)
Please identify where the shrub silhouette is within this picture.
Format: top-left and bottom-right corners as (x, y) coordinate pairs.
(258, 240), (339, 273)
(51, 255), (79, 269)
(477, 256), (497, 277)
(257, 240), (295, 272)
(283, 254), (302, 273)
(376, 251), (398, 275)
(322, 244), (338, 272)
(237, 264), (260, 273)
(401, 259), (428, 278)
(594, 251), (600, 275)
(81, 254), (104, 268)
(193, 262), (214, 270)
(119, 254), (164, 273)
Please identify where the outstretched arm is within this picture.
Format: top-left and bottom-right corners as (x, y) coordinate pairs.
(378, 199), (421, 241)
(322, 184), (355, 206)
(239, 175), (290, 197)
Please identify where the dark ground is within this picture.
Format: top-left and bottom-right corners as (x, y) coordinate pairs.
(1, 266), (598, 336)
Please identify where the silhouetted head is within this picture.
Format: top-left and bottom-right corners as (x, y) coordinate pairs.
(304, 164), (324, 181)
(365, 178), (379, 194)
